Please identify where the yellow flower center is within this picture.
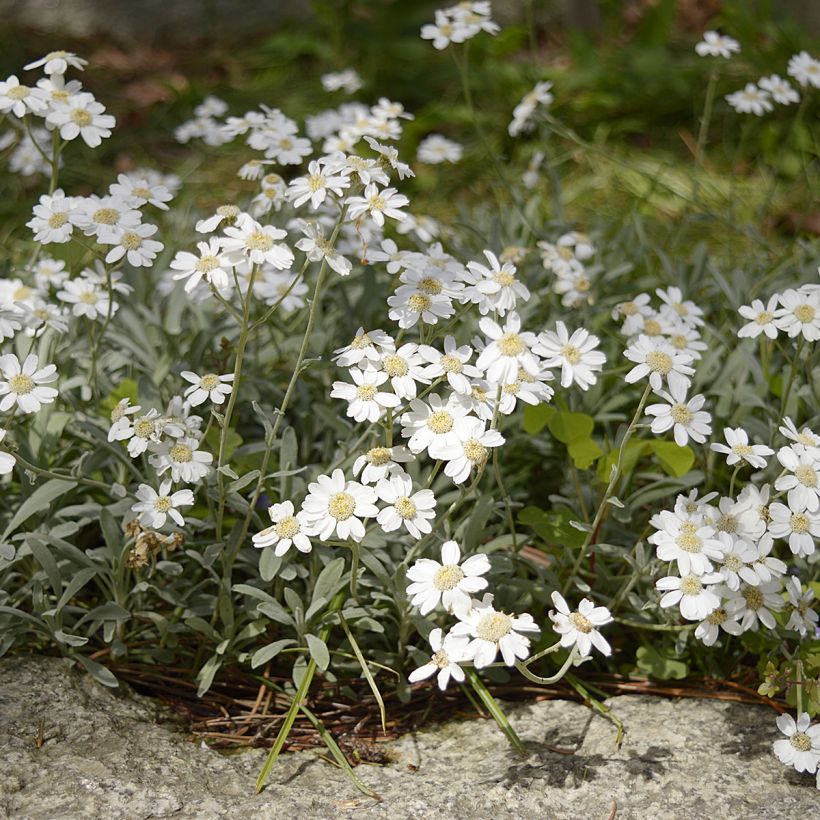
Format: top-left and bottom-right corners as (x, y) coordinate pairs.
(427, 410), (454, 434)
(707, 607), (727, 625)
(440, 354), (462, 373)
(7, 85), (29, 100)
(790, 732), (812, 752)
(432, 649), (450, 669)
(680, 575), (702, 596)
(48, 212), (68, 228)
(246, 230), (273, 252)
(569, 611), (593, 633)
(670, 404), (693, 425)
(476, 611), (512, 643)
(196, 255), (220, 273)
(560, 344), (582, 365)
(497, 332), (524, 357)
(13, 285), (32, 300)
(676, 532), (702, 553)
(120, 231), (142, 251)
(79, 290), (98, 304)
(8, 374), (34, 394)
(742, 585), (763, 610)
(492, 270), (515, 287)
(670, 334), (688, 350)
(756, 311), (773, 325)
(643, 319), (662, 336)
(307, 173), (325, 192)
(408, 293), (431, 313)
(418, 276), (443, 295)
(793, 303), (816, 323)
(716, 514), (737, 533)
(328, 491), (355, 521)
(134, 418), (155, 437)
(70, 108), (93, 127)
(200, 374), (220, 390)
(434, 564), (465, 591)
(154, 496), (172, 512)
(366, 447), (392, 466)
(93, 207), (120, 225)
(274, 516), (300, 539)
(723, 554), (743, 571)
(382, 354), (408, 377)
(216, 205), (240, 223)
(368, 193), (386, 211)
(350, 332), (372, 349)
(463, 438), (488, 465)
(132, 186), (152, 199)
(646, 350), (673, 375)
(170, 444), (193, 463)
(732, 444), (753, 457)
(790, 512), (810, 534)
(795, 465), (817, 488)
(356, 384), (377, 401)
(394, 496), (417, 519)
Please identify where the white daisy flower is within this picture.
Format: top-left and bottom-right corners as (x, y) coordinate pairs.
(375, 473), (436, 539)
(694, 603), (744, 647)
(724, 580), (784, 631)
(779, 417), (820, 461)
(295, 219), (352, 276)
(726, 83), (774, 115)
(46, 92), (115, 147)
(737, 296), (779, 339)
(72, 195), (142, 241)
(695, 30), (740, 59)
(440, 416), (504, 485)
(612, 293), (654, 336)
(195, 204), (243, 234)
(149, 436), (213, 484)
(221, 214), (294, 270)
(418, 336), (481, 395)
(0, 75), (47, 118)
(170, 239), (231, 293)
(321, 68), (363, 94)
(24, 50), (88, 75)
(333, 327), (394, 368)
(475, 312), (540, 386)
(650, 513), (724, 576)
(463, 250), (530, 316)
(180, 371), (234, 407)
(624, 335), (695, 393)
(407, 540), (490, 618)
(452, 593), (539, 668)
(102, 223), (163, 267)
(787, 51), (820, 88)
(352, 444), (413, 484)
(408, 628), (470, 691)
(758, 74), (800, 105)
(400, 393), (474, 459)
(715, 532), (758, 590)
(645, 383), (712, 447)
(387, 286), (454, 329)
(710, 427), (773, 470)
(109, 173), (174, 210)
(784, 577), (818, 637)
(656, 572), (723, 621)
(773, 289), (820, 341)
(301, 469), (378, 543)
(773, 713), (820, 774)
(534, 322), (606, 391)
(132, 480), (194, 529)
(27, 189), (77, 244)
(767, 502), (819, 557)
(745, 533), (788, 586)
(0, 354), (58, 414)
(346, 183), (408, 226)
(287, 160), (351, 210)
(416, 134), (463, 164)
(331, 368), (400, 423)
(376, 342), (429, 400)
(549, 592), (613, 657)
(252, 500), (313, 556)
(56, 276), (117, 321)
(775, 445), (820, 512)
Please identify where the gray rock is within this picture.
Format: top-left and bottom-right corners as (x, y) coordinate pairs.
(0, 656), (815, 819)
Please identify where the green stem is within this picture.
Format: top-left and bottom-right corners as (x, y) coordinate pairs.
(515, 646), (578, 685)
(467, 669), (525, 754)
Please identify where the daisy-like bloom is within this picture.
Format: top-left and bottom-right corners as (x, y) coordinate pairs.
(656, 572), (723, 620)
(57, 276), (116, 321)
(416, 134), (463, 164)
(420, 10), (468, 50)
(321, 68), (362, 94)
(440, 416), (505, 485)
(694, 605), (743, 647)
(333, 327), (394, 368)
(301, 469), (378, 543)
(462, 250), (529, 316)
(0, 428), (14, 475)
(549, 592), (613, 657)
(784, 576), (818, 637)
(400, 393), (474, 458)
(131, 480), (195, 529)
(779, 417), (820, 461)
(0, 354), (58, 414)
(0, 75), (47, 117)
(711, 427), (774, 470)
(726, 83), (773, 116)
(724, 579), (784, 631)
(149, 436), (213, 484)
(255, 269), (308, 312)
(775, 445), (820, 512)
(352, 444), (413, 484)
(408, 628), (471, 691)
(476, 312), (540, 386)
(773, 713), (820, 774)
(180, 371), (234, 407)
(745, 533), (788, 586)
(331, 368), (400, 423)
(111, 408), (161, 457)
(27, 189), (77, 244)
(387, 286), (454, 329)
(221, 214), (294, 270)
(24, 50), (88, 75)
(650, 512), (724, 576)
(102, 223), (163, 267)
(773, 289), (820, 341)
(787, 51), (820, 89)
(452, 593), (539, 669)
(363, 136), (415, 182)
(72, 195), (142, 241)
(170, 239), (231, 293)
(695, 30), (740, 58)
(655, 286), (704, 328)
(196, 204), (243, 234)
(645, 383), (712, 447)
(612, 293), (654, 337)
(737, 296), (779, 339)
(418, 336), (481, 395)
(758, 75), (800, 105)
(109, 173), (174, 210)
(534, 322), (606, 391)
(406, 540), (490, 617)
(346, 183), (408, 226)
(252, 500), (312, 556)
(508, 80), (553, 137)
(377, 343), (429, 400)
(375, 473), (436, 539)
(107, 398), (141, 441)
(767, 502), (819, 557)
(624, 335), (694, 393)
(715, 532), (758, 590)
(295, 220), (351, 276)
(287, 160), (350, 210)
(46, 92), (115, 147)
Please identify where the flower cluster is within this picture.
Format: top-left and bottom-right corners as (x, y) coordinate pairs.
(420, 2), (499, 51)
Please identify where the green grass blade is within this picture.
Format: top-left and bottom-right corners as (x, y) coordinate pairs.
(339, 612), (387, 733)
(467, 669), (525, 755)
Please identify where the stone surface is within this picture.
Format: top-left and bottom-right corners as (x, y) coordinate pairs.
(0, 656), (816, 819)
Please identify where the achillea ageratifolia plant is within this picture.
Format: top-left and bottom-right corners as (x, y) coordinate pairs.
(1, 3), (819, 794)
